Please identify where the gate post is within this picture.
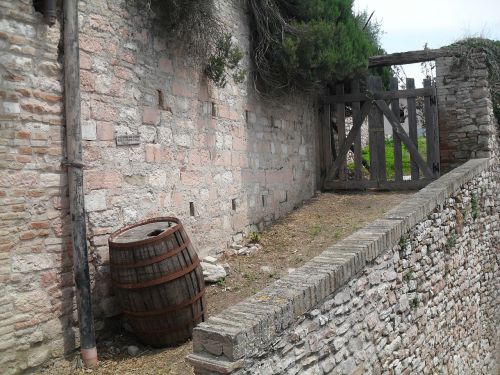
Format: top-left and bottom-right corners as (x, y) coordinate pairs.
(436, 53), (499, 172)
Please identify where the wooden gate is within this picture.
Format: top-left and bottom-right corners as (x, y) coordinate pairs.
(320, 75), (440, 190)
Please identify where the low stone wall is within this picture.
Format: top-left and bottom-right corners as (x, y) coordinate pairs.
(188, 158), (499, 374)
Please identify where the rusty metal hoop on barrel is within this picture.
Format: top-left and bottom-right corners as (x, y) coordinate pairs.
(108, 217), (206, 347)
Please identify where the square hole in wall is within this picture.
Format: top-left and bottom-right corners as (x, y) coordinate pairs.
(211, 102), (217, 117)
(157, 90), (164, 109)
(261, 195), (266, 207)
(189, 202), (195, 216)
(232, 199), (237, 211)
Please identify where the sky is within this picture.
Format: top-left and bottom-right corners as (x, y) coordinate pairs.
(354, 0), (500, 86)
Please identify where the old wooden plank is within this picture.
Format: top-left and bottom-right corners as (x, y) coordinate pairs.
(352, 80), (363, 181)
(325, 100), (371, 182)
(406, 78), (419, 180)
(322, 87), (434, 103)
(323, 178), (432, 191)
(375, 100), (434, 179)
(321, 103), (333, 185)
(368, 48), (456, 68)
(336, 83), (347, 180)
(423, 78), (440, 177)
(390, 77), (403, 182)
(368, 76), (386, 182)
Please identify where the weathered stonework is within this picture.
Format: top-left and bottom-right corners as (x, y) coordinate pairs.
(436, 54), (500, 172)
(188, 158), (499, 374)
(1, 1), (499, 374)
(0, 0), (318, 373)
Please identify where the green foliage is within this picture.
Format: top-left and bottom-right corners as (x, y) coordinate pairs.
(249, 231), (261, 244)
(248, 0), (383, 94)
(403, 269), (413, 282)
(410, 297), (419, 309)
(135, 0), (244, 87)
(399, 235), (409, 249)
(471, 193), (478, 220)
(446, 233), (457, 251)
(205, 34), (246, 88)
(349, 137), (427, 179)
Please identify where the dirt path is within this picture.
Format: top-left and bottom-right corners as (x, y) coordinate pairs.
(41, 191), (411, 375)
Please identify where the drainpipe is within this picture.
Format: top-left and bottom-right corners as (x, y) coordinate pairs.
(63, 0), (98, 367)
(43, 0), (57, 26)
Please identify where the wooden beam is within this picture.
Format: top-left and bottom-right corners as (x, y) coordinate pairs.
(352, 80), (362, 181)
(375, 100), (434, 179)
(322, 87), (434, 103)
(390, 77), (403, 182)
(335, 83), (347, 180)
(406, 78), (420, 180)
(423, 78), (440, 177)
(323, 179), (432, 191)
(325, 101), (371, 182)
(368, 48), (457, 68)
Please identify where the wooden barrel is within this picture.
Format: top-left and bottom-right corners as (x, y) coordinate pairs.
(108, 217), (206, 347)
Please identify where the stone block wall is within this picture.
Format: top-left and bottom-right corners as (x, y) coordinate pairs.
(77, 0), (318, 261)
(188, 158), (499, 374)
(0, 1), (72, 373)
(436, 53), (499, 172)
(0, 0), (318, 373)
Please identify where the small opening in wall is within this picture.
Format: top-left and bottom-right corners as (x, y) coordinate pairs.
(189, 202), (195, 216)
(157, 90), (164, 109)
(261, 195), (266, 207)
(245, 110), (249, 123)
(211, 102), (217, 117)
(232, 199), (237, 211)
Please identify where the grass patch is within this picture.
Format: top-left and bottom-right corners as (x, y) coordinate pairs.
(348, 136), (427, 179)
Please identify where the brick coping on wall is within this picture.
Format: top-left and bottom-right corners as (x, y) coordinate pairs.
(186, 158), (494, 374)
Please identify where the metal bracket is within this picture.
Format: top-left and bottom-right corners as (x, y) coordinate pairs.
(62, 159), (85, 168)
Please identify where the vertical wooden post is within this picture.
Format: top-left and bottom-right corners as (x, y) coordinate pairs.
(64, 0), (97, 366)
(406, 78), (419, 180)
(321, 101), (332, 186)
(423, 78), (440, 177)
(352, 80), (362, 181)
(367, 76), (386, 183)
(335, 83), (346, 180)
(390, 77), (403, 181)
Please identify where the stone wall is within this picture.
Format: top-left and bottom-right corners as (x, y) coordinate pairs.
(188, 158), (499, 374)
(77, 0), (318, 260)
(0, 0), (318, 373)
(0, 1), (70, 372)
(437, 53), (500, 172)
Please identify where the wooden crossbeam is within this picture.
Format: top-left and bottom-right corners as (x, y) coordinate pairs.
(368, 48), (456, 67)
(325, 101), (371, 181)
(322, 87), (434, 103)
(375, 100), (434, 179)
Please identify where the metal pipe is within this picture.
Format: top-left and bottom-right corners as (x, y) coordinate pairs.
(44, 0), (57, 26)
(63, 0), (98, 367)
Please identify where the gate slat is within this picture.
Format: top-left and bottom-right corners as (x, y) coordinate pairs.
(406, 78), (419, 180)
(325, 101), (371, 182)
(321, 102), (333, 184)
(375, 100), (434, 179)
(352, 80), (362, 181)
(367, 76), (386, 182)
(423, 78), (440, 177)
(336, 83), (346, 180)
(390, 78), (403, 181)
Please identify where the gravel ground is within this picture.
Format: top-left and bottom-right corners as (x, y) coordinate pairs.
(39, 190), (412, 375)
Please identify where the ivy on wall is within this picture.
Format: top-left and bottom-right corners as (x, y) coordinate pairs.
(138, 0), (384, 94)
(449, 38), (500, 126)
(138, 0), (245, 88)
